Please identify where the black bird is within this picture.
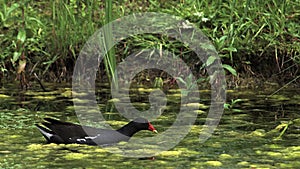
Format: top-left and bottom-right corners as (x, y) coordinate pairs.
(36, 117), (157, 145)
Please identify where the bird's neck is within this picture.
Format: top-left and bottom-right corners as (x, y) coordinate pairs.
(116, 122), (140, 137)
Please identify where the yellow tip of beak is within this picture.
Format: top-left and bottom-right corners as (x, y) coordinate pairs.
(153, 130), (158, 134)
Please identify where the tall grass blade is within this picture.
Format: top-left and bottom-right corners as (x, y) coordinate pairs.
(104, 0), (118, 90)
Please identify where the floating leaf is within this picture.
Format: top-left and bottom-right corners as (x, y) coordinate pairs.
(64, 152), (89, 160)
(205, 161), (222, 167)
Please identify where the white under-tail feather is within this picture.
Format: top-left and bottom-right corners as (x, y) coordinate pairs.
(37, 127), (53, 140)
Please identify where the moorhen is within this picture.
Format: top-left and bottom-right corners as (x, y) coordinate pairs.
(36, 117), (157, 145)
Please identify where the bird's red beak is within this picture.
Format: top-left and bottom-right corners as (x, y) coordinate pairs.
(148, 122), (158, 133)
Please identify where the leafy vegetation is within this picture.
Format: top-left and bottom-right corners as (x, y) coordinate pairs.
(0, 0), (299, 88)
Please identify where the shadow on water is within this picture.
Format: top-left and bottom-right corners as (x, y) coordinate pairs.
(0, 83), (299, 168)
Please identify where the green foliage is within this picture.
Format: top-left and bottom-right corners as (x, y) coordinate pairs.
(0, 0), (299, 83)
(50, 0), (96, 59)
(0, 1), (45, 75)
(224, 98), (243, 111)
(163, 0), (300, 76)
(222, 64), (237, 76)
(153, 77), (163, 88)
(0, 2), (19, 28)
(0, 2), (19, 72)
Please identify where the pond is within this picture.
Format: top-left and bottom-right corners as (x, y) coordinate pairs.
(0, 83), (299, 169)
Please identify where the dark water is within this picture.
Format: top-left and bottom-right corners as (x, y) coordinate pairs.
(0, 83), (299, 168)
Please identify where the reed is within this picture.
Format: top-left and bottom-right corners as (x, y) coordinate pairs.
(104, 0), (118, 89)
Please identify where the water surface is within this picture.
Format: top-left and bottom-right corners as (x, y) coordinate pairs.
(0, 83), (299, 168)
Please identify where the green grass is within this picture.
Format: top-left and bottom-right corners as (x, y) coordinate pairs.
(0, 0), (299, 86)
